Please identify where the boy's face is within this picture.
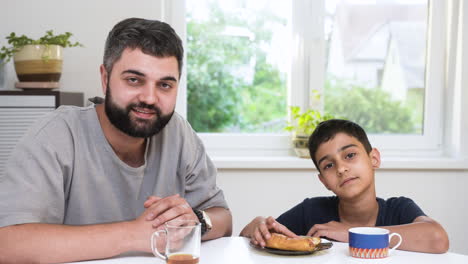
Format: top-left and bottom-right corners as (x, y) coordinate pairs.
(315, 132), (380, 200)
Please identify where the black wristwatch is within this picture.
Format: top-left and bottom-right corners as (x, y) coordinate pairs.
(193, 209), (212, 236)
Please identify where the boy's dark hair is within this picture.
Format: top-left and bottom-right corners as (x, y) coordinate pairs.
(308, 119), (372, 170)
(103, 18), (184, 77)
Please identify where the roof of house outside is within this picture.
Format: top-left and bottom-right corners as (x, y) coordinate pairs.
(333, 3), (426, 60)
(331, 2), (427, 89)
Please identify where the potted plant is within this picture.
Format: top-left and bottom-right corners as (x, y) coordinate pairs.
(0, 30), (82, 83)
(285, 106), (334, 158)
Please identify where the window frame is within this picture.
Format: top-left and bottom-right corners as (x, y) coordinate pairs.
(164, 0), (458, 159)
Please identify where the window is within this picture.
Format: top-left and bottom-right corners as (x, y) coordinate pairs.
(186, 0), (290, 133)
(166, 0), (450, 158)
(325, 1), (428, 135)
(321, 0), (445, 155)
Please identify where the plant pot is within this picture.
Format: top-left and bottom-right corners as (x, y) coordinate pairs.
(292, 134), (310, 159)
(13, 44), (63, 82)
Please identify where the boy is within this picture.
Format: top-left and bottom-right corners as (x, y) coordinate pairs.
(240, 119), (449, 253)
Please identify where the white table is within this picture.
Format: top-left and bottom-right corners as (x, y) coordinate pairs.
(71, 237), (468, 264)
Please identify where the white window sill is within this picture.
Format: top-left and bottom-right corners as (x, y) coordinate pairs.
(212, 156), (468, 170)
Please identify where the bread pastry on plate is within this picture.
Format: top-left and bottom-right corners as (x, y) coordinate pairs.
(265, 233), (321, 252)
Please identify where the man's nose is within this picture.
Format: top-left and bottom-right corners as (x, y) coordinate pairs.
(138, 85), (157, 106)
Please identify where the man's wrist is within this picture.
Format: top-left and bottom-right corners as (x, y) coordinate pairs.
(193, 208), (212, 236)
(119, 220), (141, 253)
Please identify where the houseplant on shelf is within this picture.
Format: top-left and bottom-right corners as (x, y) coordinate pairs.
(0, 30), (82, 83)
(285, 106), (334, 158)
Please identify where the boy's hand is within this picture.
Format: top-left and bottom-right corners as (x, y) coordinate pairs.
(306, 221), (350, 242)
(242, 216), (298, 248)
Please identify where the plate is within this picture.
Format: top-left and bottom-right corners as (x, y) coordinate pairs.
(250, 239), (333, 256)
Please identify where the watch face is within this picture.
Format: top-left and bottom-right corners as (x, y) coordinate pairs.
(202, 210), (213, 230)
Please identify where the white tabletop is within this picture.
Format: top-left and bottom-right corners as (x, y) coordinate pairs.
(71, 237), (468, 264)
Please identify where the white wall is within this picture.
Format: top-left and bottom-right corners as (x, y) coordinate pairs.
(217, 168), (468, 255)
(0, 0), (164, 101)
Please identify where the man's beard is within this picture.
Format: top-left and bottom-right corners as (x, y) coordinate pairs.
(104, 85), (174, 138)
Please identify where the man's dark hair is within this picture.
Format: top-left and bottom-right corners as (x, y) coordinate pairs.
(308, 119), (372, 170)
(103, 18), (184, 76)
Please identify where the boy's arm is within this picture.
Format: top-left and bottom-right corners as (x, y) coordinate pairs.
(307, 216), (449, 254)
(382, 216), (449, 253)
(240, 216), (298, 247)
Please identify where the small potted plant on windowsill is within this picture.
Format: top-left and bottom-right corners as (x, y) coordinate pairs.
(0, 30), (82, 84)
(285, 106), (334, 158)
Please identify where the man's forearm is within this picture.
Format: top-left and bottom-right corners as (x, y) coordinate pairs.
(0, 221), (137, 263)
(202, 207), (232, 241)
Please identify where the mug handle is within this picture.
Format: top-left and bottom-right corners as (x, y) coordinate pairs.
(388, 232), (403, 254)
(151, 230), (167, 260)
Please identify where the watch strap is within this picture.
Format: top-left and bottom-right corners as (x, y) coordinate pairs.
(193, 208), (208, 236)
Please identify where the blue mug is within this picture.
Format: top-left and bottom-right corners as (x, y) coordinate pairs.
(349, 227), (402, 259)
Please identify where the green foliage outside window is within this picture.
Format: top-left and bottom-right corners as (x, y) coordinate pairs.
(187, 2), (421, 135)
(324, 77), (419, 134)
(187, 3), (287, 133)
(187, 18), (244, 132)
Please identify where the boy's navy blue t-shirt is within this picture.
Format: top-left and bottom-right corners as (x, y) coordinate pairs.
(276, 196), (426, 235)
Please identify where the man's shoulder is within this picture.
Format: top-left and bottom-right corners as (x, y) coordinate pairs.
(26, 105), (95, 142)
(54, 104), (96, 119)
(9, 104), (97, 168)
(35, 104), (93, 125)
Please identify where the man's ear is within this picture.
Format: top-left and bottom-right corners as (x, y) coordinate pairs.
(370, 148), (381, 169)
(317, 173), (331, 190)
(99, 64), (108, 95)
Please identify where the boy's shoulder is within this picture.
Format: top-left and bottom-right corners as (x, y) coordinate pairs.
(376, 196), (426, 225)
(301, 196), (339, 207)
(378, 196), (418, 208)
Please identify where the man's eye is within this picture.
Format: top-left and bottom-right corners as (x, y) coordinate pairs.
(160, 83), (172, 89)
(127, 77), (139, 84)
(346, 153), (356, 159)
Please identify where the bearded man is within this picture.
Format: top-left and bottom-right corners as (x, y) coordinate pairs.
(0, 18), (231, 263)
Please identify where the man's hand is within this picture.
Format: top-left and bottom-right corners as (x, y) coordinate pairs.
(143, 194), (198, 229)
(143, 196), (162, 208)
(128, 201), (166, 252)
(240, 216), (298, 248)
(306, 221), (350, 242)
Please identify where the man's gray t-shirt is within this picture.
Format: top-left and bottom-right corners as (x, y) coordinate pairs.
(0, 104), (228, 227)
